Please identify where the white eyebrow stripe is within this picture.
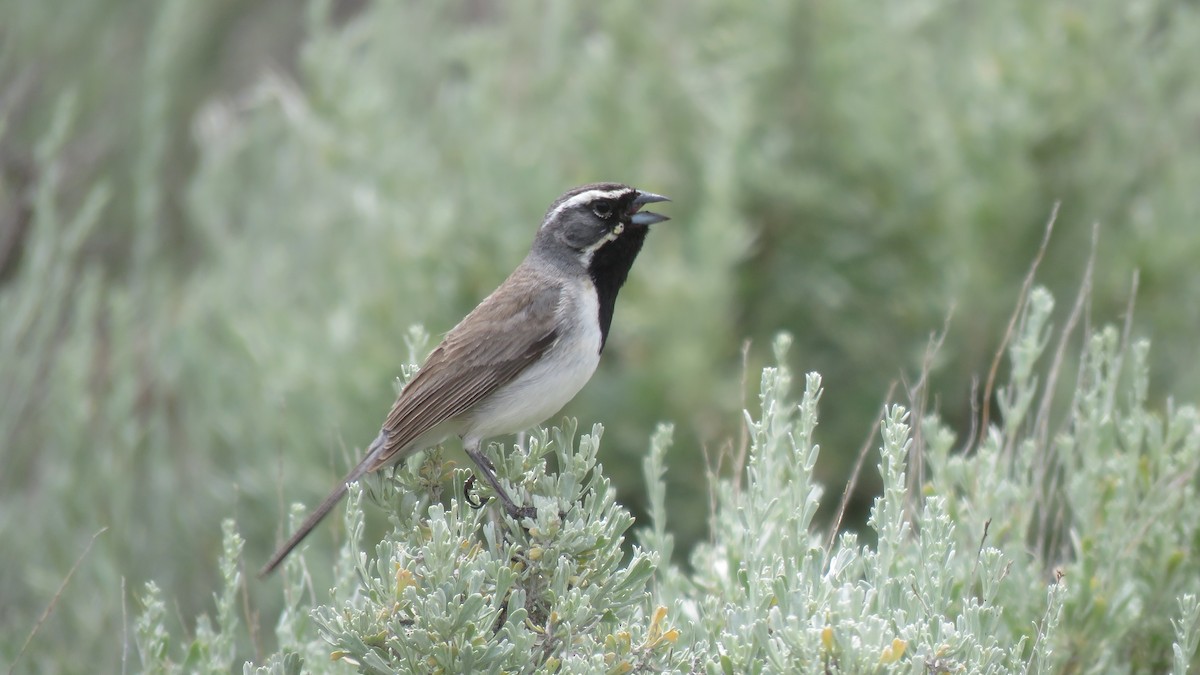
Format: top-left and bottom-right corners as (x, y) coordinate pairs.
(542, 188), (628, 226)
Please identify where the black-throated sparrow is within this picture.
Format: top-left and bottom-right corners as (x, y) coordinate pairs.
(261, 183), (669, 576)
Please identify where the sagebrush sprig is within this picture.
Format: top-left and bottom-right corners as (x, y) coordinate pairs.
(133, 291), (1200, 672)
(286, 420), (684, 673)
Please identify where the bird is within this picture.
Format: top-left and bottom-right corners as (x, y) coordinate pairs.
(260, 183), (670, 576)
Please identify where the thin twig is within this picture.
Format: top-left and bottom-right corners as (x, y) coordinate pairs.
(1120, 270), (1140, 357)
(9, 528), (107, 675)
(969, 518), (992, 596)
(910, 582), (933, 616)
(979, 202), (1060, 447)
(1026, 570), (1066, 675)
(1030, 223), (1098, 563)
(1050, 293), (1096, 466)
(1111, 268), (1141, 412)
(699, 440), (724, 545)
(732, 339), (752, 499)
(1033, 223), (1098, 449)
(826, 381), (898, 556)
(1037, 461), (1067, 568)
(908, 304), (956, 517)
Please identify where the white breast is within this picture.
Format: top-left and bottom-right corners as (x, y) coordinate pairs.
(462, 280), (602, 444)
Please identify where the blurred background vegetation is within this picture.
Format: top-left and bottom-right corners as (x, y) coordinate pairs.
(2, 0), (1198, 670)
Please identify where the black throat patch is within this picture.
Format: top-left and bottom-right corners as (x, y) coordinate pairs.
(587, 226), (650, 353)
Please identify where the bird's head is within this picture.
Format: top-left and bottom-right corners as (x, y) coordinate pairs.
(535, 183), (670, 265)
(532, 182), (670, 350)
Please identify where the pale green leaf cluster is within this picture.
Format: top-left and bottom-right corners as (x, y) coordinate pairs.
(135, 291), (1200, 672)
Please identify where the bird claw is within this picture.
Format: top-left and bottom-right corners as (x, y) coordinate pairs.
(464, 475), (486, 509)
(464, 474), (535, 520)
(507, 505), (538, 521)
(462, 473), (574, 527)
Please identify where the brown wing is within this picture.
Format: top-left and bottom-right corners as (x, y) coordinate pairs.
(259, 266), (562, 576)
(367, 265), (562, 470)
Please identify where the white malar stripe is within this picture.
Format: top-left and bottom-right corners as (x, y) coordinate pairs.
(581, 222), (624, 254)
(542, 188), (629, 227)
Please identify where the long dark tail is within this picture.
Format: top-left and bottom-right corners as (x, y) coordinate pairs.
(258, 434), (383, 577)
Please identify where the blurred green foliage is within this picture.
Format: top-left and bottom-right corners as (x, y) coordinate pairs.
(2, 0), (1199, 671)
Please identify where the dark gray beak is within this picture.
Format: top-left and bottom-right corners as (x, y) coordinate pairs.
(629, 190), (670, 226)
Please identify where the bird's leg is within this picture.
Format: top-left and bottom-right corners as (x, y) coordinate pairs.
(464, 442), (537, 521)
(463, 475), (485, 509)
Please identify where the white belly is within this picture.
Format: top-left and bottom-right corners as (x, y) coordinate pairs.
(462, 281), (602, 443)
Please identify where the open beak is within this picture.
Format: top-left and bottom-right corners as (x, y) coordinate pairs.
(629, 190), (670, 226)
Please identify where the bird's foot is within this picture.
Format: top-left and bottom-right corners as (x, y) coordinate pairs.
(464, 475), (486, 510)
(505, 505), (538, 521)
(463, 472), (536, 520)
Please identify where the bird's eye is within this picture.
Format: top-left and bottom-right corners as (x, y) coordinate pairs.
(592, 201), (614, 219)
